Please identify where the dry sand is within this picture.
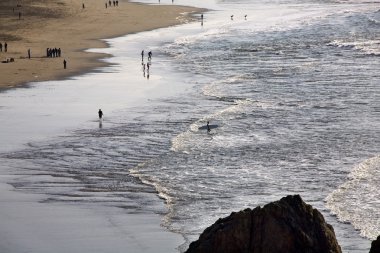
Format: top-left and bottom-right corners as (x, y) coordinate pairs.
(0, 0), (199, 89)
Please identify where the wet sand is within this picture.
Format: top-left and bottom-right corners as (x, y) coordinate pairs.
(0, 0), (199, 89)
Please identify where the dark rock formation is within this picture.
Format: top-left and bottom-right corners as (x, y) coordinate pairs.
(370, 235), (380, 253)
(185, 195), (342, 253)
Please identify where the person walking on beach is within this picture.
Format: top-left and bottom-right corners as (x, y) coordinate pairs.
(28, 49), (31, 59)
(141, 50), (144, 61)
(148, 51), (152, 61)
(63, 59), (67, 69)
(98, 109), (103, 120)
(4, 42), (7, 52)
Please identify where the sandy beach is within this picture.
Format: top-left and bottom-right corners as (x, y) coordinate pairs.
(0, 0), (199, 89)
(0, 1), (204, 252)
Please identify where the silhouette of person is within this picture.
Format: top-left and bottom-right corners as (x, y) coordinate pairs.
(231, 15), (234, 20)
(28, 48), (30, 59)
(0, 43), (2, 52)
(82, 3), (85, 9)
(207, 121), (210, 132)
(98, 109), (103, 119)
(245, 14), (247, 20)
(4, 42), (7, 52)
(141, 50), (144, 61)
(63, 59), (67, 69)
(148, 51), (152, 60)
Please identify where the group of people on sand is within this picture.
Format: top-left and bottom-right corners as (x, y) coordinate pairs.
(105, 0), (119, 8)
(0, 42), (8, 53)
(47, 47), (62, 58)
(141, 50), (153, 79)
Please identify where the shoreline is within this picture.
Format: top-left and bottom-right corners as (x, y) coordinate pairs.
(0, 0), (202, 90)
(0, 1), (206, 252)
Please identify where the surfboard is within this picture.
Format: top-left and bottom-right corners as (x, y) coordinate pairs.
(198, 124), (218, 130)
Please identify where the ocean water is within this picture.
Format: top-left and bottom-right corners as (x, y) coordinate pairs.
(1, 0), (379, 252)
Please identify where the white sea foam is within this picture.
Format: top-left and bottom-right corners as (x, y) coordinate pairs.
(326, 155), (380, 240)
(328, 39), (380, 55)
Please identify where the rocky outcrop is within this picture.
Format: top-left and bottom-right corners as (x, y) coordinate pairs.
(370, 235), (380, 253)
(185, 195), (342, 253)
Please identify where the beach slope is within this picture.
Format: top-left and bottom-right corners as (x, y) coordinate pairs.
(0, 0), (199, 89)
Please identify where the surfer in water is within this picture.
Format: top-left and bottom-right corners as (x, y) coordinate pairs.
(98, 109), (103, 120)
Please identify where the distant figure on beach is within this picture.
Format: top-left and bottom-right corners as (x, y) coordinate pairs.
(147, 62), (150, 71)
(98, 109), (103, 120)
(172, 0), (174, 3)
(207, 121), (211, 132)
(63, 59), (67, 69)
(109, 0), (111, 6)
(0, 43), (2, 52)
(231, 15), (234, 20)
(4, 42), (7, 52)
(116, 1), (118, 6)
(82, 3), (85, 9)
(148, 51), (152, 61)
(141, 50), (144, 61)
(245, 14), (247, 20)
(105, 3), (107, 8)
(28, 49), (30, 59)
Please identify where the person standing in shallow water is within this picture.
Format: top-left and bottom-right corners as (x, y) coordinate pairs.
(98, 109), (103, 120)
